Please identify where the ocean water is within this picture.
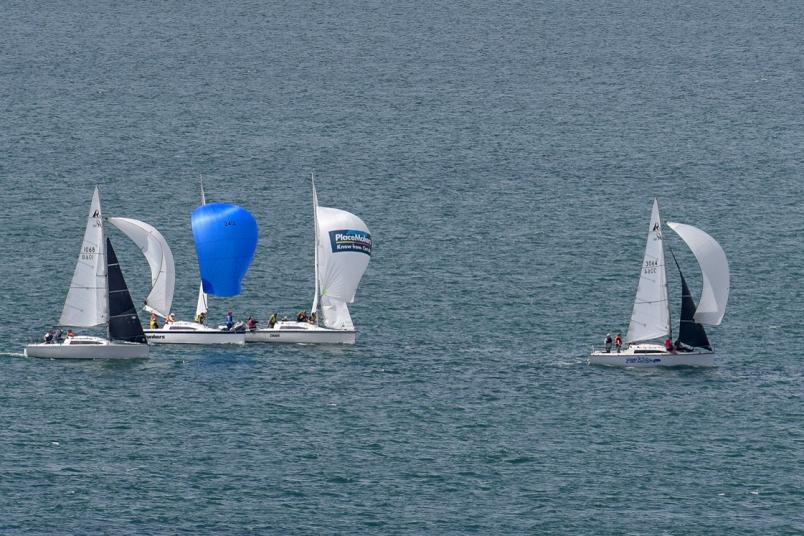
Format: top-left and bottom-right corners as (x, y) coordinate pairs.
(1, 1), (803, 534)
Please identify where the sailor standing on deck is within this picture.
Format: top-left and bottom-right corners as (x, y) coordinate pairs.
(604, 333), (613, 353)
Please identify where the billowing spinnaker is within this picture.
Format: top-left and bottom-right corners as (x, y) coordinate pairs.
(626, 199), (670, 344)
(316, 206), (371, 304)
(667, 222), (729, 325)
(108, 217), (175, 319)
(191, 203), (258, 297)
(59, 187), (108, 327)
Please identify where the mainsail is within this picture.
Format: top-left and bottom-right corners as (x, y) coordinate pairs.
(106, 238), (147, 343)
(108, 217), (175, 319)
(59, 187), (108, 327)
(626, 199), (670, 344)
(314, 205), (372, 330)
(667, 222), (730, 326)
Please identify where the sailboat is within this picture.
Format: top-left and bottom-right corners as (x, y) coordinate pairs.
(24, 187), (149, 359)
(589, 199), (729, 367)
(140, 187), (255, 345)
(246, 175), (372, 344)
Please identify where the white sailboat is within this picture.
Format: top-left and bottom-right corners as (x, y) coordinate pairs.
(246, 176), (372, 344)
(589, 199), (729, 367)
(24, 187), (149, 359)
(138, 185), (245, 345)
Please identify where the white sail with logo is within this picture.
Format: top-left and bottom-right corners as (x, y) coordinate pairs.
(313, 204), (372, 330)
(108, 217), (175, 319)
(626, 199), (670, 344)
(59, 187), (108, 327)
(667, 222), (730, 326)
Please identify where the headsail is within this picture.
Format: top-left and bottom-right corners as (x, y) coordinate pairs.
(59, 187), (108, 327)
(626, 199), (671, 344)
(315, 205), (371, 330)
(106, 238), (147, 343)
(108, 217), (175, 319)
(195, 283), (208, 322)
(667, 222), (729, 325)
(670, 250), (712, 350)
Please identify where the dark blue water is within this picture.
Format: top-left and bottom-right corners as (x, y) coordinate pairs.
(1, 1), (802, 533)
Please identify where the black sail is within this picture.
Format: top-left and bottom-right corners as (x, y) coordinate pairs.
(106, 238), (147, 344)
(676, 266), (712, 351)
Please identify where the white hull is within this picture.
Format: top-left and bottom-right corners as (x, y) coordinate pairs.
(25, 336), (148, 359)
(144, 322), (245, 345)
(244, 322), (356, 344)
(589, 343), (715, 367)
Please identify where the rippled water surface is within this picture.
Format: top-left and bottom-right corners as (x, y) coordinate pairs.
(1, 1), (802, 534)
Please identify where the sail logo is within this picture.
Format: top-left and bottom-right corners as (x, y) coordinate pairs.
(329, 230), (372, 255)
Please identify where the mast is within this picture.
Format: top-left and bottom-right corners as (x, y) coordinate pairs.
(661, 202), (672, 341)
(195, 178), (208, 322)
(310, 173), (321, 323)
(99, 187), (111, 341)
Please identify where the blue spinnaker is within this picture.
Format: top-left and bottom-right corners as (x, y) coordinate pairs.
(191, 203), (258, 297)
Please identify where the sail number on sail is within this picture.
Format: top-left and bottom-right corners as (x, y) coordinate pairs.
(81, 245), (96, 260)
(643, 259), (659, 274)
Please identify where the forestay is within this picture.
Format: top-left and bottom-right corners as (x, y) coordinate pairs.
(667, 222), (730, 325)
(108, 217), (175, 319)
(59, 187), (108, 327)
(626, 199), (670, 344)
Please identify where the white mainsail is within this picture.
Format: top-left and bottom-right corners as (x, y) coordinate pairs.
(667, 222), (730, 325)
(59, 187), (108, 327)
(108, 217), (175, 319)
(626, 199), (670, 344)
(315, 206), (371, 330)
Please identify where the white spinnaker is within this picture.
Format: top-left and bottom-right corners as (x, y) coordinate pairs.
(320, 296), (355, 330)
(59, 187), (108, 327)
(667, 222), (729, 325)
(108, 217), (175, 319)
(626, 199), (670, 344)
(316, 206), (371, 329)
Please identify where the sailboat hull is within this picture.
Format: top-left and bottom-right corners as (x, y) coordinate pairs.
(144, 321), (245, 345)
(245, 322), (356, 344)
(24, 337), (149, 359)
(589, 344), (715, 367)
